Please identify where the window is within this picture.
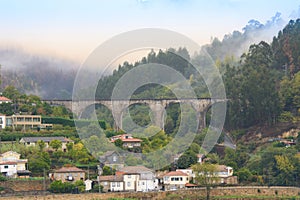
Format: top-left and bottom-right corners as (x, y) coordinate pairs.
(117, 182), (120, 187)
(112, 182), (115, 187)
(180, 177), (183, 181)
(127, 182), (131, 187)
(128, 175), (131, 178)
(112, 156), (117, 162)
(4, 166), (8, 169)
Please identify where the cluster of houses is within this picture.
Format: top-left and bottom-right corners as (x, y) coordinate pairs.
(0, 95), (237, 192)
(0, 136), (237, 193)
(0, 136), (74, 179)
(96, 150), (237, 192)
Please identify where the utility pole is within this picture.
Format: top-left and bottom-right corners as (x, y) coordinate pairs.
(43, 168), (46, 199)
(97, 165), (102, 193)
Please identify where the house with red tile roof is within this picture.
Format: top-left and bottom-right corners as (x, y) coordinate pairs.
(162, 171), (189, 190)
(50, 166), (85, 183)
(111, 134), (142, 148)
(0, 96), (12, 104)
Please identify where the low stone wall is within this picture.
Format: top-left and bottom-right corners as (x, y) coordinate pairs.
(0, 186), (299, 200)
(0, 180), (50, 192)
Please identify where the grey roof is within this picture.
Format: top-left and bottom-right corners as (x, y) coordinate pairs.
(20, 137), (73, 143)
(103, 151), (117, 157)
(119, 166), (153, 174)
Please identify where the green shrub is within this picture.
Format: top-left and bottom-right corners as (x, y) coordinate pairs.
(49, 180), (75, 193)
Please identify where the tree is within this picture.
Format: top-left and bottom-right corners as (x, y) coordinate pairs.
(102, 166), (116, 175)
(114, 139), (123, 148)
(237, 168), (253, 183)
(49, 140), (62, 151)
(177, 151), (197, 169)
(224, 41), (281, 129)
(192, 163), (219, 200)
(37, 140), (46, 151)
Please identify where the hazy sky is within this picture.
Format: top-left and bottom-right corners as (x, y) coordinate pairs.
(1, 0), (300, 62)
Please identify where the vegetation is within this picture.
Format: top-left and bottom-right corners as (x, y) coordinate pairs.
(192, 163), (219, 200)
(49, 180), (85, 193)
(1, 18), (300, 189)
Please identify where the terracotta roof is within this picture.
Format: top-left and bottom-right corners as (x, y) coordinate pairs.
(0, 161), (17, 165)
(55, 166), (84, 173)
(0, 96), (11, 102)
(185, 183), (197, 187)
(164, 171), (188, 177)
(99, 175), (123, 182)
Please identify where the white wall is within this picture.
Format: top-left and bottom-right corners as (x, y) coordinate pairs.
(0, 116), (6, 129)
(110, 181), (124, 191)
(123, 174), (139, 191)
(0, 164), (17, 176)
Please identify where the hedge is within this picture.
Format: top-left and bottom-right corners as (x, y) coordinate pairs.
(42, 117), (107, 129)
(0, 131), (79, 141)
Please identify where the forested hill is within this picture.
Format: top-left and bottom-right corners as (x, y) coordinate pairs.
(95, 19), (300, 131)
(0, 13), (290, 100)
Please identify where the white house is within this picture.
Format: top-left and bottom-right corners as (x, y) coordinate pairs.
(163, 171), (189, 190)
(119, 166), (158, 192)
(216, 165), (233, 178)
(0, 151), (30, 178)
(99, 175), (124, 192)
(176, 168), (194, 182)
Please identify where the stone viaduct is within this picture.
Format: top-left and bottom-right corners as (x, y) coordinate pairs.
(43, 98), (226, 132)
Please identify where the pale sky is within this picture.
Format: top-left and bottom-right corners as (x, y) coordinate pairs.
(0, 0), (300, 63)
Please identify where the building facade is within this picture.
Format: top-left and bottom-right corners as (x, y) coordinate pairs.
(0, 151), (30, 178)
(20, 136), (74, 152)
(163, 171), (189, 190)
(50, 166), (85, 183)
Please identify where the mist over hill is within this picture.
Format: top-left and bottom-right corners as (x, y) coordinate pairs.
(0, 47), (77, 99)
(0, 10), (299, 99)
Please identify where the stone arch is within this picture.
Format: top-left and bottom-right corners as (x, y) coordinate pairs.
(44, 98), (226, 133)
(164, 102), (181, 135)
(80, 102), (114, 127)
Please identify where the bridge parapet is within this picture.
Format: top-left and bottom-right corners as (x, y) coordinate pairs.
(42, 98), (226, 132)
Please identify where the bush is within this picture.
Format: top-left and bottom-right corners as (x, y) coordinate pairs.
(0, 175), (7, 181)
(49, 180), (76, 193)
